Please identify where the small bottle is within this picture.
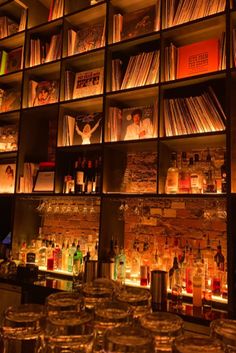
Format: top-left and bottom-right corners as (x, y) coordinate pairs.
(221, 152), (227, 193)
(68, 241), (76, 272)
(192, 258), (203, 307)
(19, 242), (27, 264)
(116, 247), (126, 284)
(165, 152), (179, 194)
(85, 159), (94, 193)
(214, 241), (225, 271)
(38, 240), (47, 267)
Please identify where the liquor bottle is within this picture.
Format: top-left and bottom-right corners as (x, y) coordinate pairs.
(214, 241), (225, 271)
(190, 154), (203, 193)
(192, 263), (203, 307)
(73, 243), (83, 276)
(61, 243), (68, 271)
(68, 241), (76, 272)
(38, 239), (47, 267)
(75, 157), (84, 194)
(26, 240), (36, 264)
(19, 242), (27, 264)
(185, 247), (194, 294)
(116, 247), (126, 284)
(53, 243), (62, 270)
(204, 150), (216, 193)
(162, 237), (171, 271)
(94, 157), (101, 193)
(47, 241), (54, 271)
(169, 255), (182, 307)
(221, 152), (227, 193)
(178, 151), (190, 193)
(85, 159), (94, 193)
(165, 152), (179, 194)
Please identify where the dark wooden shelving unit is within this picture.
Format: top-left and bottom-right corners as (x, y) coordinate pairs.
(0, 0), (234, 323)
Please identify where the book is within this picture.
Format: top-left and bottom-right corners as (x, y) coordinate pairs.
(62, 115), (75, 146)
(177, 38), (220, 79)
(0, 50), (7, 75)
(121, 5), (156, 40)
(121, 106), (154, 141)
(65, 70), (75, 100)
(73, 20), (105, 55)
(0, 163), (16, 193)
(19, 162), (38, 193)
(6, 47), (23, 73)
(73, 112), (102, 145)
(0, 124), (18, 152)
(73, 67), (104, 99)
(29, 80), (59, 107)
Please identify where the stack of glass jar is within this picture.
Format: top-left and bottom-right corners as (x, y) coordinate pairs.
(0, 278), (234, 353)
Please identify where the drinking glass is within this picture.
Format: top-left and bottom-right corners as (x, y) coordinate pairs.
(1, 304), (46, 353)
(44, 311), (94, 353)
(104, 325), (155, 353)
(172, 335), (225, 353)
(93, 301), (133, 352)
(81, 278), (116, 312)
(45, 291), (84, 315)
(211, 319), (236, 352)
(140, 312), (184, 352)
(115, 286), (151, 319)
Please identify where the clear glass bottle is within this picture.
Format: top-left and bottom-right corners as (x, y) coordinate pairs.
(165, 152), (179, 194)
(190, 154), (203, 193)
(178, 151), (190, 193)
(204, 150), (217, 193)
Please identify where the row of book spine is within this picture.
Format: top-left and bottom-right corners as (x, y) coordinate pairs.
(112, 50), (160, 91)
(163, 86), (226, 136)
(0, 10), (26, 39)
(163, 0), (226, 29)
(29, 33), (62, 67)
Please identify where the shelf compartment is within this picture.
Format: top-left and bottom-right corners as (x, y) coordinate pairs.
(159, 134), (226, 195)
(105, 86), (158, 143)
(103, 139), (157, 194)
(63, 3), (106, 59)
(58, 98), (103, 148)
(55, 146), (102, 194)
(64, 0), (106, 17)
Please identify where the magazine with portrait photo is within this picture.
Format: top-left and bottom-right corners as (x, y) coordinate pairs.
(121, 105), (154, 141)
(32, 80), (59, 107)
(0, 163), (16, 193)
(73, 112), (103, 145)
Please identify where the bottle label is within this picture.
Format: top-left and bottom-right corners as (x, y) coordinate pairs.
(26, 252), (36, 263)
(76, 171), (84, 185)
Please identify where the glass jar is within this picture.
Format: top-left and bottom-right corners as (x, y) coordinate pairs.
(81, 278), (115, 312)
(1, 304), (46, 353)
(211, 319), (236, 352)
(44, 311), (95, 353)
(140, 312), (184, 352)
(173, 335), (225, 353)
(104, 325), (155, 353)
(93, 301), (133, 352)
(115, 286), (151, 319)
(45, 291), (84, 315)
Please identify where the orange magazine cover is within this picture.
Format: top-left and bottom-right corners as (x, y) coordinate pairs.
(177, 38), (219, 79)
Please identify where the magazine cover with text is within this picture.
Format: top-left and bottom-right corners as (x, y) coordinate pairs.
(73, 67), (104, 99)
(74, 112), (103, 145)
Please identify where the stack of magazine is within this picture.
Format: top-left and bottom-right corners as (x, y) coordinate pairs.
(29, 33), (62, 66)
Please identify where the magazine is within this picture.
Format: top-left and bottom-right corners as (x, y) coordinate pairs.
(74, 21), (105, 54)
(0, 124), (18, 152)
(6, 47), (23, 73)
(0, 163), (16, 193)
(30, 80), (59, 107)
(0, 88), (21, 112)
(74, 112), (102, 145)
(121, 105), (154, 141)
(73, 67), (104, 99)
(121, 6), (156, 40)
